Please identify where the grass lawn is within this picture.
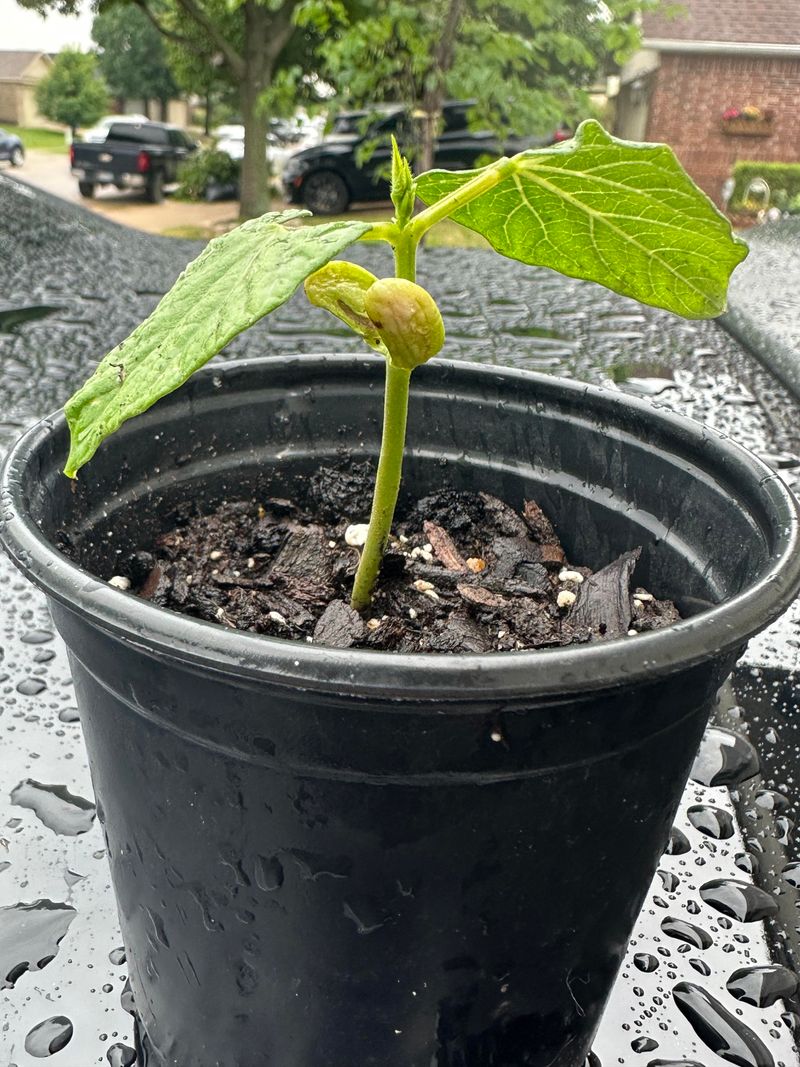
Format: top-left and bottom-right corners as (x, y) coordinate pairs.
(4, 126), (67, 153)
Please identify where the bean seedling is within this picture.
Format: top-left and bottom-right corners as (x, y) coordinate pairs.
(63, 121), (747, 611)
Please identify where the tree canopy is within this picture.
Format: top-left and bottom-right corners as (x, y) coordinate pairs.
(319, 0), (649, 169)
(92, 4), (177, 107)
(35, 48), (109, 135)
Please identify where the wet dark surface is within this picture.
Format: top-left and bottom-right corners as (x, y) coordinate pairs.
(723, 221), (800, 403)
(2, 176), (800, 1064)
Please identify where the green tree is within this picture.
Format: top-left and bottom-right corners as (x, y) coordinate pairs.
(162, 0), (239, 135)
(320, 0), (649, 172)
(35, 48), (108, 139)
(18, 0), (351, 219)
(92, 5), (177, 119)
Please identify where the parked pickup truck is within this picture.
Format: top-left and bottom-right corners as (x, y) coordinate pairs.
(70, 121), (198, 203)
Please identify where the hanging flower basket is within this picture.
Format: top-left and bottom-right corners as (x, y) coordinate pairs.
(720, 106), (774, 136)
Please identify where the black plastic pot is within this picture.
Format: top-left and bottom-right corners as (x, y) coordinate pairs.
(3, 355), (800, 1067)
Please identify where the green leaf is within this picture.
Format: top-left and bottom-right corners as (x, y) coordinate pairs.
(64, 210), (371, 477)
(304, 260), (388, 356)
(415, 120), (748, 319)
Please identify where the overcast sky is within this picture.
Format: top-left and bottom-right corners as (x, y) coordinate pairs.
(1, 0), (94, 51)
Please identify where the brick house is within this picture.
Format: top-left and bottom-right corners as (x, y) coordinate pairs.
(613, 0), (800, 204)
(0, 51), (53, 128)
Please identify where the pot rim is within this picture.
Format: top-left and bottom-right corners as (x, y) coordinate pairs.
(3, 354), (800, 703)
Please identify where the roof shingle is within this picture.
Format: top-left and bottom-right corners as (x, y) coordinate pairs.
(643, 0), (800, 46)
(0, 51), (47, 80)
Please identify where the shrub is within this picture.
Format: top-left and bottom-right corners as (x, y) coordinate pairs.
(730, 161), (800, 211)
(176, 149), (240, 201)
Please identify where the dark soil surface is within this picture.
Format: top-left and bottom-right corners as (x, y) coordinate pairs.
(120, 464), (680, 653)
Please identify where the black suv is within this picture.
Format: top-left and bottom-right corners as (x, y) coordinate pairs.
(283, 101), (560, 214)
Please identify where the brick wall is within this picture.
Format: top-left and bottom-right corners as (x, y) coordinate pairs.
(646, 53), (800, 204)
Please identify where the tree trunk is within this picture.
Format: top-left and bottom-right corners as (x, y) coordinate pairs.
(239, 1), (272, 219)
(419, 98), (440, 174)
(204, 91), (212, 137)
(416, 0), (464, 174)
(160, 98), (169, 122)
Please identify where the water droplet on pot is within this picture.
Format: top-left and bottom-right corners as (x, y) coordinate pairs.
(255, 855), (284, 891)
(120, 976), (135, 1014)
(735, 853), (759, 877)
(687, 805), (735, 839)
(24, 1015), (73, 1057)
(287, 849), (352, 881)
(673, 982), (774, 1067)
(661, 917), (713, 950)
(699, 879), (778, 923)
(727, 966), (800, 1008)
(10, 779), (95, 836)
(691, 727), (759, 786)
(0, 899), (77, 988)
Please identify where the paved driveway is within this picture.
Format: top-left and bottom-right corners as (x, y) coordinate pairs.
(3, 147), (240, 235)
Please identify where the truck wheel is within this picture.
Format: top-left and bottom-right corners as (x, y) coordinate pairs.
(302, 171), (350, 215)
(10, 147), (24, 167)
(78, 181), (96, 199)
(146, 172), (164, 204)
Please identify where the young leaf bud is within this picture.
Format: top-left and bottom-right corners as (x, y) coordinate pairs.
(390, 136), (417, 229)
(364, 278), (445, 371)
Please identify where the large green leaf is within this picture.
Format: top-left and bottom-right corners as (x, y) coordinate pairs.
(64, 210), (371, 477)
(416, 120), (747, 319)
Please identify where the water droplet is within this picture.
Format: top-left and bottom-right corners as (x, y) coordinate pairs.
(106, 1044), (136, 1067)
(10, 779), (95, 836)
(24, 1015), (73, 1057)
(691, 727), (759, 786)
(735, 853), (759, 877)
(254, 855), (284, 891)
(342, 898), (388, 935)
(699, 879), (778, 923)
(109, 946), (126, 965)
(689, 958), (711, 977)
(782, 862), (800, 888)
(657, 870), (680, 893)
(632, 1037), (659, 1053)
(58, 707), (80, 723)
(20, 629), (54, 644)
(120, 976), (135, 1014)
(661, 917), (713, 950)
(634, 953), (660, 973)
(673, 982), (774, 1067)
(287, 849), (352, 881)
(0, 899), (77, 988)
(666, 827), (691, 855)
(687, 804), (735, 839)
(727, 966), (800, 1008)
(16, 677), (46, 696)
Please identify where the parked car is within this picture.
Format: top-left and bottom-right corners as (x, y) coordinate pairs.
(70, 121), (198, 203)
(283, 101), (561, 214)
(82, 114), (150, 143)
(215, 117), (322, 181)
(0, 128), (25, 167)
